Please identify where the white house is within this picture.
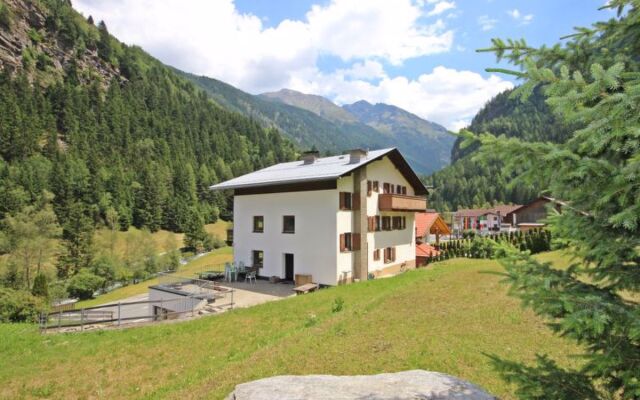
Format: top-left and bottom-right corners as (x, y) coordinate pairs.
(210, 148), (428, 286)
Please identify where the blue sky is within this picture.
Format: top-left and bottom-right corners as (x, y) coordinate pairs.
(74, 0), (610, 130)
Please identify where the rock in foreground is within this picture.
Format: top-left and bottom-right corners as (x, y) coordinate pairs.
(226, 370), (496, 400)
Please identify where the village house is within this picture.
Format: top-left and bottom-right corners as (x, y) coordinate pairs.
(505, 196), (567, 231)
(453, 205), (521, 235)
(414, 211), (451, 266)
(210, 148), (428, 286)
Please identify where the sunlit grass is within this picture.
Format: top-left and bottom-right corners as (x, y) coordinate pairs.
(0, 251), (582, 400)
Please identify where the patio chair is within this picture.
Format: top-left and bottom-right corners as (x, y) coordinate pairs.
(224, 263), (232, 282)
(245, 270), (257, 284)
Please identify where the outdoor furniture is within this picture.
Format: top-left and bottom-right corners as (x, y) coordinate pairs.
(245, 270), (257, 284)
(224, 263), (232, 282)
(293, 283), (319, 295)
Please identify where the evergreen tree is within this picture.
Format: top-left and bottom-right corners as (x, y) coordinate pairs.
(57, 202), (94, 278)
(467, 1), (640, 397)
(31, 272), (48, 298)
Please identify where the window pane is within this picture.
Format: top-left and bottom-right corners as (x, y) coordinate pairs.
(283, 216), (295, 233)
(253, 216), (264, 232)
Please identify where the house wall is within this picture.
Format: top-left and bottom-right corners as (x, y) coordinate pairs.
(233, 154), (419, 286)
(233, 189), (338, 286)
(339, 156), (417, 282)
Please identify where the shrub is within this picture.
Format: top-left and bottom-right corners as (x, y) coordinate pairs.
(0, 287), (43, 323)
(31, 273), (49, 298)
(0, 3), (14, 29)
(332, 297), (345, 313)
(90, 256), (117, 287)
(66, 270), (105, 300)
(469, 237), (496, 259)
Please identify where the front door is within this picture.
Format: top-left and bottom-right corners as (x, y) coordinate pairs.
(284, 253), (294, 281)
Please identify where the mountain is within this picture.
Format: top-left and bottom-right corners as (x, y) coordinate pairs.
(343, 100), (456, 174)
(176, 70), (388, 155)
(426, 87), (574, 211)
(258, 89), (455, 174)
(261, 88), (358, 124)
(0, 0), (296, 239)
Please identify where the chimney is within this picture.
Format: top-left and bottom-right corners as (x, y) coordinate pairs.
(349, 148), (368, 164)
(302, 150), (320, 165)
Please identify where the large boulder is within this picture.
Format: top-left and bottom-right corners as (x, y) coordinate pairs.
(226, 370), (496, 400)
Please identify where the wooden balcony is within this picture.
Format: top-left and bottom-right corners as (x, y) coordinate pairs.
(378, 193), (427, 212)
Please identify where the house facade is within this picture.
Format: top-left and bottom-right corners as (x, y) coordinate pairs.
(453, 205), (521, 235)
(210, 148), (428, 286)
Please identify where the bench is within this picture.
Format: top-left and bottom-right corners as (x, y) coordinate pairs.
(293, 283), (319, 295)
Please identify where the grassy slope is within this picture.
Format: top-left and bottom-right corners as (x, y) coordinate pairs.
(0, 252), (581, 399)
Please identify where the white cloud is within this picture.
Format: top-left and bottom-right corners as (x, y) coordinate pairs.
(289, 66), (514, 131)
(426, 1), (455, 16)
(477, 15), (497, 31)
(72, 0), (509, 130)
(507, 8), (534, 25)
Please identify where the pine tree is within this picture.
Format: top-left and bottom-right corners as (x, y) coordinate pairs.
(31, 272), (48, 298)
(468, 1), (640, 397)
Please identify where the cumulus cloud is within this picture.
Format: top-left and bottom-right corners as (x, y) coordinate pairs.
(72, 0), (511, 130)
(477, 15), (497, 31)
(426, 1), (456, 16)
(507, 8), (534, 25)
(289, 66), (513, 131)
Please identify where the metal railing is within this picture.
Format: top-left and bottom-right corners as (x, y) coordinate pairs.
(40, 276), (235, 332)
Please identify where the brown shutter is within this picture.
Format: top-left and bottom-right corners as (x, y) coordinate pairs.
(352, 233), (360, 251)
(352, 193), (360, 210)
(392, 247), (396, 262)
(368, 217), (374, 232)
(339, 234), (346, 252)
(367, 181), (372, 196)
(339, 192), (345, 209)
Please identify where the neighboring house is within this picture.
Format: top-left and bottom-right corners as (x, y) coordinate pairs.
(505, 196), (566, 231)
(415, 211), (451, 245)
(453, 205), (521, 235)
(416, 243), (439, 266)
(210, 148), (428, 286)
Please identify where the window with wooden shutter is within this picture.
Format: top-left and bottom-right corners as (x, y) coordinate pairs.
(396, 184), (402, 194)
(382, 216), (391, 231)
(401, 186), (407, 195)
(339, 192), (352, 210)
(373, 181), (379, 192)
(373, 249), (380, 261)
(384, 247), (391, 263)
(352, 193), (360, 210)
(339, 233), (346, 252)
(367, 181), (372, 196)
(383, 183), (390, 194)
(352, 233), (360, 251)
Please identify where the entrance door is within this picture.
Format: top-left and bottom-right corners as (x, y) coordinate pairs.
(284, 253), (294, 281)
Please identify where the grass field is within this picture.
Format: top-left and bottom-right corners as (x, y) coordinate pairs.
(0, 252), (582, 399)
(76, 247), (233, 308)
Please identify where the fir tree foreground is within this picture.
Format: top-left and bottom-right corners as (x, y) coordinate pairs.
(465, 1), (640, 398)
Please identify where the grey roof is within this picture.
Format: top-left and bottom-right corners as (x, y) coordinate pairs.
(210, 148), (396, 191)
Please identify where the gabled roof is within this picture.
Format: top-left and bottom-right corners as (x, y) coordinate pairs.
(210, 148), (428, 195)
(416, 243), (439, 257)
(415, 212), (451, 236)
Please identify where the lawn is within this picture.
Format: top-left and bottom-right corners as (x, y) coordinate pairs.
(76, 247), (233, 308)
(0, 252), (582, 399)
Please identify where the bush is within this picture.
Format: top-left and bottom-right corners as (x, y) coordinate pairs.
(31, 273), (49, 298)
(332, 297), (345, 313)
(0, 3), (14, 29)
(67, 270), (105, 300)
(0, 287), (44, 323)
(90, 256), (117, 287)
(469, 237), (496, 259)
(203, 233), (225, 251)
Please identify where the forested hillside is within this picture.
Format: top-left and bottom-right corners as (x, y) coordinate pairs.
(426, 87), (572, 210)
(177, 70), (388, 155)
(0, 0), (295, 303)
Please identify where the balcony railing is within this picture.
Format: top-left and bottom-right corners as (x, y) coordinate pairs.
(378, 193), (427, 212)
